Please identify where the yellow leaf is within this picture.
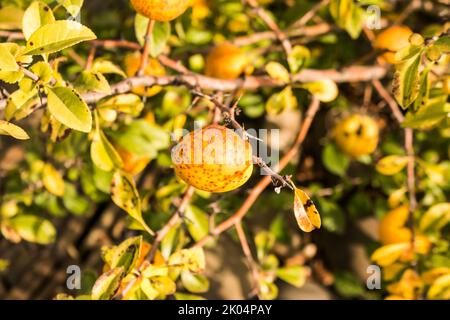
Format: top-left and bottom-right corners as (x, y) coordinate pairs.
(0, 120), (30, 140)
(168, 247), (206, 273)
(387, 269), (423, 300)
(42, 163), (65, 196)
(419, 203), (450, 233)
(23, 20), (96, 56)
(301, 79), (338, 102)
(422, 267), (450, 285)
(0, 43), (19, 72)
(265, 61), (290, 83)
(428, 274), (450, 299)
(91, 130), (123, 172)
(293, 188), (321, 232)
(371, 242), (410, 267)
(376, 155), (409, 175)
(388, 187), (407, 208)
(22, 1), (55, 40)
(111, 171), (154, 235)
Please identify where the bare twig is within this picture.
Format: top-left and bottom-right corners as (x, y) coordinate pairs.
(235, 221), (260, 296)
(245, 0), (292, 56)
(138, 19), (155, 76)
(290, 0), (330, 29)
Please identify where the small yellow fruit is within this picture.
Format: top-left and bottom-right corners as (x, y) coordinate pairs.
(333, 114), (379, 158)
(124, 51), (165, 97)
(374, 25), (413, 64)
(205, 43), (249, 80)
(130, 0), (190, 21)
(172, 124), (253, 192)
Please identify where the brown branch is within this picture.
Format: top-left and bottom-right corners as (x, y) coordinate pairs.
(194, 97), (321, 247)
(0, 66), (386, 111)
(372, 79), (405, 123)
(235, 221), (260, 296)
(405, 128), (417, 249)
(245, 0), (292, 56)
(290, 0), (330, 29)
(138, 19), (155, 75)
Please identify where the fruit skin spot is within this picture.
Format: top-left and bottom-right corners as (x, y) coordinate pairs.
(374, 25), (413, 64)
(130, 0), (190, 22)
(333, 114), (379, 158)
(205, 43), (249, 80)
(172, 124), (253, 193)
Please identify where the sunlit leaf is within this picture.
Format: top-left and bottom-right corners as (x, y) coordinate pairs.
(47, 86), (92, 133)
(10, 214), (56, 244)
(23, 20), (96, 55)
(265, 61), (290, 83)
(0, 120), (30, 140)
(181, 271), (210, 293)
(371, 243), (410, 267)
(419, 203), (450, 233)
(43, 163), (65, 196)
(376, 155), (409, 175)
(91, 267), (124, 300)
(22, 1), (55, 40)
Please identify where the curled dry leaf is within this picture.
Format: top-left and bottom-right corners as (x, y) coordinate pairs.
(293, 188), (321, 232)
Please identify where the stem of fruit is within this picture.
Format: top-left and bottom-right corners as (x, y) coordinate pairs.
(194, 97), (321, 248)
(138, 19), (155, 76)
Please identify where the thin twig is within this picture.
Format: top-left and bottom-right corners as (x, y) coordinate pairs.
(235, 221), (260, 296)
(138, 19), (155, 76)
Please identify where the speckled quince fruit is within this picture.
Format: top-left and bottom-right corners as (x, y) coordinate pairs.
(374, 25), (413, 64)
(205, 43), (249, 80)
(130, 0), (190, 21)
(124, 51), (165, 97)
(172, 124), (253, 192)
(333, 114), (379, 158)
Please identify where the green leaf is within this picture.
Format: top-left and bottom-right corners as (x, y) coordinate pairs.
(402, 95), (449, 129)
(181, 271), (210, 293)
(5, 88), (37, 121)
(75, 71), (111, 94)
(23, 20), (96, 55)
(317, 198), (346, 234)
(110, 236), (142, 274)
(276, 266), (308, 288)
(0, 43), (19, 72)
(322, 143), (350, 176)
(184, 205), (209, 242)
(114, 120), (170, 157)
(111, 171), (154, 235)
(47, 86), (92, 133)
(62, 183), (90, 216)
(434, 35), (450, 53)
(91, 267), (124, 300)
(91, 130), (123, 172)
(334, 271), (364, 298)
(255, 231), (275, 262)
(393, 47), (422, 109)
(0, 120), (30, 140)
(329, 0), (363, 39)
(419, 203), (450, 233)
(135, 15), (171, 57)
(10, 214), (56, 244)
(30, 61), (53, 84)
(22, 1), (55, 40)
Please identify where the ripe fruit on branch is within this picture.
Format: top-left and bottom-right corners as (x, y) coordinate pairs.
(205, 43), (249, 80)
(172, 125), (253, 193)
(124, 51), (165, 97)
(130, 0), (190, 21)
(374, 25), (413, 64)
(333, 114), (379, 158)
